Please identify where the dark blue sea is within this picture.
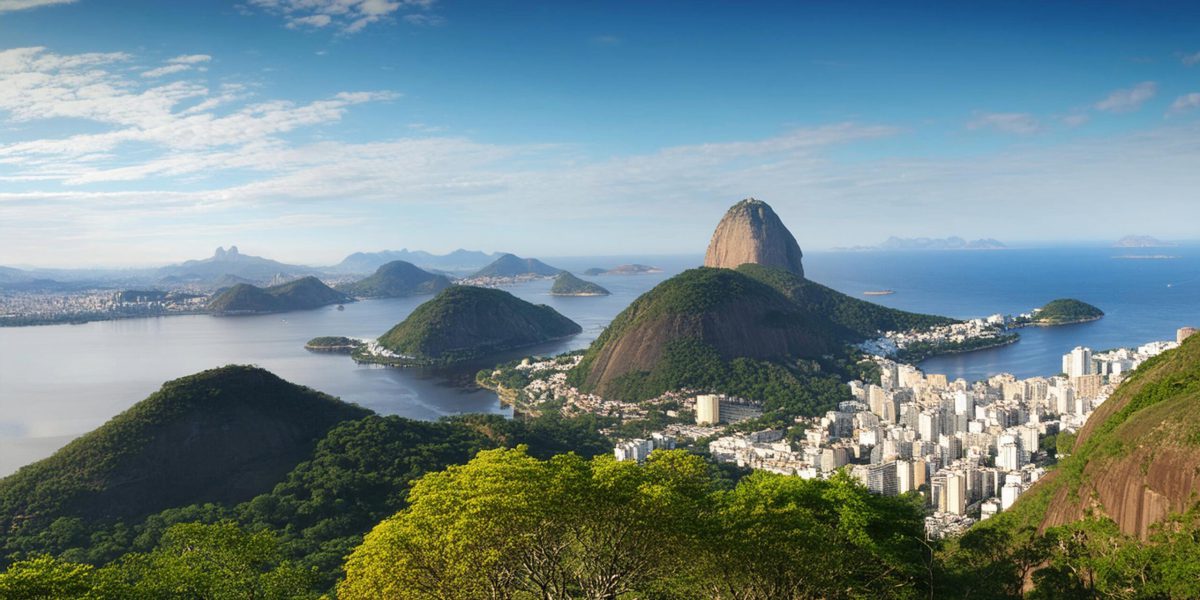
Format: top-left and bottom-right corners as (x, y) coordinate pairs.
(2, 246), (1196, 475)
(804, 246), (1200, 381)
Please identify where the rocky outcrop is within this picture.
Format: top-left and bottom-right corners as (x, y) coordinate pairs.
(1028, 334), (1200, 539)
(704, 198), (805, 277)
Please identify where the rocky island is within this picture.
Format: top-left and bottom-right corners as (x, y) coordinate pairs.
(550, 272), (610, 296)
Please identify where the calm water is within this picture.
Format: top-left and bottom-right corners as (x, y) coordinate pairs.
(2, 248), (1198, 475)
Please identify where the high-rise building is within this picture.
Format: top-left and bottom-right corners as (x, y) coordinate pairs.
(1071, 374), (1103, 401)
(867, 462), (898, 496)
(896, 460), (914, 494)
(946, 472), (967, 515)
(1062, 346), (1094, 378)
(695, 394), (720, 425)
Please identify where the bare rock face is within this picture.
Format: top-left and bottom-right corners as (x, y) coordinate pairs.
(704, 198), (804, 277)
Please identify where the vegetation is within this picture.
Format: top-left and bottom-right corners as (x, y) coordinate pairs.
(568, 265), (954, 414)
(1025, 298), (1104, 325)
(335, 260), (451, 298)
(469, 253), (562, 278)
(894, 332), (1019, 362)
(549, 271), (610, 296)
(338, 447), (928, 599)
(735, 263), (957, 336)
(304, 336), (362, 352)
(0, 366), (369, 537)
(208, 276), (350, 314)
(378, 286), (581, 364)
(0, 408), (609, 590)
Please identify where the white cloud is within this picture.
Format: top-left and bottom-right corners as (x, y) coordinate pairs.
(1168, 93), (1200, 115)
(141, 64), (191, 78)
(251, 0), (437, 33)
(0, 47), (397, 185)
(1182, 51), (1200, 66)
(1095, 81), (1157, 113)
(1060, 113), (1090, 127)
(168, 54), (211, 65)
(0, 0), (75, 14)
(966, 112), (1040, 135)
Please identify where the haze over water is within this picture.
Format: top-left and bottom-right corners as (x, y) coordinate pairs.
(2, 247), (1198, 476)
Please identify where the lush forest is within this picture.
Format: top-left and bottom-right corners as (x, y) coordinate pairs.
(1025, 298), (1105, 325)
(377, 286), (581, 364)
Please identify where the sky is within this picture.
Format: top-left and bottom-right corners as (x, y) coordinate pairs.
(2, 0), (1200, 267)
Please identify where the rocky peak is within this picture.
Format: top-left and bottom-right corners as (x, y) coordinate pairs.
(212, 246), (240, 261)
(704, 198), (804, 277)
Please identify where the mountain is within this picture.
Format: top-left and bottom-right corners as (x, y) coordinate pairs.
(208, 276), (350, 314)
(569, 198), (954, 403)
(157, 246), (318, 285)
(1113, 235), (1176, 248)
(1003, 334), (1200, 539)
(336, 261), (452, 298)
(469, 253), (563, 279)
(550, 272), (610, 296)
(875, 236), (1006, 250)
(0, 366), (369, 529)
(704, 198), (805, 277)
(582, 264), (663, 276)
(331, 249), (501, 275)
(378, 286), (581, 363)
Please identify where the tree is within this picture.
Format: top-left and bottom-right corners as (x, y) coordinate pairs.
(0, 555), (96, 600)
(94, 521), (319, 599)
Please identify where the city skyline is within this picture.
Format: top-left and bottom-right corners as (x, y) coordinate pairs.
(3, 1), (1200, 266)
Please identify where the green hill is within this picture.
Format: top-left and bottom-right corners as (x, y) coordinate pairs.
(1029, 298), (1104, 325)
(550, 272), (610, 296)
(567, 266), (954, 406)
(0, 366), (369, 531)
(991, 333), (1200, 538)
(378, 286), (581, 364)
(469, 253), (562, 278)
(208, 276), (350, 314)
(336, 260), (452, 298)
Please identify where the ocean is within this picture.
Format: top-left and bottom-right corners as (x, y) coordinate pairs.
(1, 246), (1196, 476)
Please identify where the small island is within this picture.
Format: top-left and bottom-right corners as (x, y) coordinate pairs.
(304, 336), (364, 353)
(550, 272), (611, 296)
(1020, 298), (1104, 326)
(352, 286), (582, 366)
(582, 264), (662, 276)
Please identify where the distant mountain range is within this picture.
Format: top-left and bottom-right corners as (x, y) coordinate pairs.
(840, 236), (1007, 251)
(1113, 235), (1176, 248)
(330, 249), (501, 275)
(157, 246), (320, 286)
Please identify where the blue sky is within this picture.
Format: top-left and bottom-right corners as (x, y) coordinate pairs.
(2, 0), (1200, 267)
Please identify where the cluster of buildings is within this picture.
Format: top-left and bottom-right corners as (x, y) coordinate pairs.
(858, 314), (1018, 358)
(0, 289), (208, 325)
(613, 331), (1190, 538)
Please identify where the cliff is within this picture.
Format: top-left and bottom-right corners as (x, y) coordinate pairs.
(704, 198), (805, 277)
(1012, 334), (1200, 538)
